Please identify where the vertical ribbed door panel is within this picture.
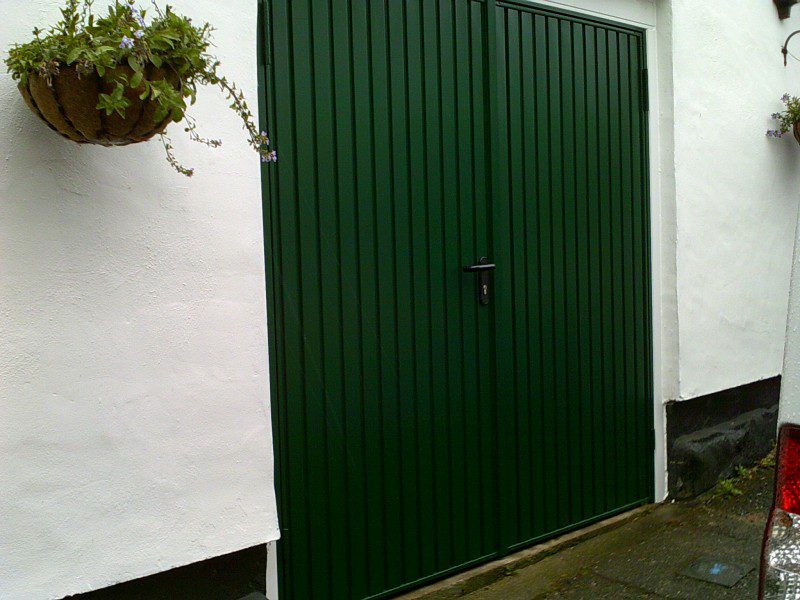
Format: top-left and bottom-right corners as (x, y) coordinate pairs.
(492, 2), (653, 552)
(261, 0), (652, 597)
(262, 1), (497, 598)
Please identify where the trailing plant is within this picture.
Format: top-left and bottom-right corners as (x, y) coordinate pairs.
(768, 93), (800, 139)
(5, 0), (276, 176)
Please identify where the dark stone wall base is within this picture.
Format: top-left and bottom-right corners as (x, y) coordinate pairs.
(62, 544), (267, 600)
(667, 377), (780, 499)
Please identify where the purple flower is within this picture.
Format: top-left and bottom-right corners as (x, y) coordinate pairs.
(772, 113), (782, 120)
(134, 29), (145, 39)
(120, 36), (135, 49)
(782, 93), (792, 103)
(127, 2), (146, 27)
(261, 151), (278, 163)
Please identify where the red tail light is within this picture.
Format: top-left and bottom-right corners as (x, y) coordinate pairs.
(777, 426), (800, 514)
(760, 424), (800, 599)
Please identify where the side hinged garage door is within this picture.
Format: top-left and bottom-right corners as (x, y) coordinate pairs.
(259, 1), (652, 598)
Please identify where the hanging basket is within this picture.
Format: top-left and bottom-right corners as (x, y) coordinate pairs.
(17, 64), (180, 146)
(793, 122), (800, 146)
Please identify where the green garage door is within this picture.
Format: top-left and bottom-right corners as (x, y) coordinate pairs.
(259, 1), (652, 598)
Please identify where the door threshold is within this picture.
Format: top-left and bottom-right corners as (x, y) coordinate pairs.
(397, 505), (655, 600)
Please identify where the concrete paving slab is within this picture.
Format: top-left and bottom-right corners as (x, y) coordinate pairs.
(469, 570), (660, 600)
(541, 575), (662, 599)
(448, 465), (774, 600)
(592, 514), (759, 599)
(680, 557), (752, 588)
(399, 507), (654, 600)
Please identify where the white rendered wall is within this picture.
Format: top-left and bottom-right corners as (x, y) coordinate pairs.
(670, 0), (800, 400)
(780, 202), (800, 427)
(0, 1), (279, 599)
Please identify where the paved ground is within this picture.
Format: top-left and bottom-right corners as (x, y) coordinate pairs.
(460, 464), (774, 599)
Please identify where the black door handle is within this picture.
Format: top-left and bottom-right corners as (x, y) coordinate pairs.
(463, 261), (497, 273)
(463, 257), (495, 306)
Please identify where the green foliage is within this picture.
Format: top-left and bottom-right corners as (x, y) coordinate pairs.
(5, 0), (276, 176)
(708, 447), (776, 501)
(768, 94), (800, 140)
(96, 81), (130, 116)
(714, 478), (744, 499)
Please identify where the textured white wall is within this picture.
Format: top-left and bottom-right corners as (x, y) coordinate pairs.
(0, 1), (279, 599)
(671, 0), (800, 399)
(780, 205), (800, 427)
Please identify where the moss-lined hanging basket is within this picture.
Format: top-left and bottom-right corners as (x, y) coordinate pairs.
(19, 65), (179, 146)
(6, 0), (276, 176)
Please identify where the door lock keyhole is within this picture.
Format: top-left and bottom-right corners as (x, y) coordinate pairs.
(463, 257), (497, 306)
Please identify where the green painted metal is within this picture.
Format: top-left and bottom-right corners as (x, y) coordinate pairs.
(259, 1), (652, 598)
(491, 2), (653, 554)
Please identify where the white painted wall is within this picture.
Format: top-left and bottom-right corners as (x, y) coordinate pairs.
(670, 0), (800, 400)
(3, 0), (799, 596)
(0, 1), (279, 599)
(780, 200), (800, 427)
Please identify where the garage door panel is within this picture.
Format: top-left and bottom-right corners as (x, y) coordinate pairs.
(262, 1), (652, 597)
(493, 2), (653, 550)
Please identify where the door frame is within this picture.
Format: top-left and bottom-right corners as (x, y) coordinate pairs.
(258, 0), (668, 597)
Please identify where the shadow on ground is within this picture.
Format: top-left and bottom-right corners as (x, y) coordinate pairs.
(463, 464), (774, 599)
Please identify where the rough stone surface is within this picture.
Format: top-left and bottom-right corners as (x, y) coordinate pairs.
(669, 406), (778, 499)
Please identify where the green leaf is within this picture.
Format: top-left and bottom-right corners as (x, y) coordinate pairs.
(130, 71), (144, 88)
(128, 55), (141, 72)
(171, 107), (184, 122)
(96, 65), (105, 77)
(154, 104), (169, 123)
(96, 94), (114, 115)
(66, 47), (82, 64)
(150, 55), (163, 68)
